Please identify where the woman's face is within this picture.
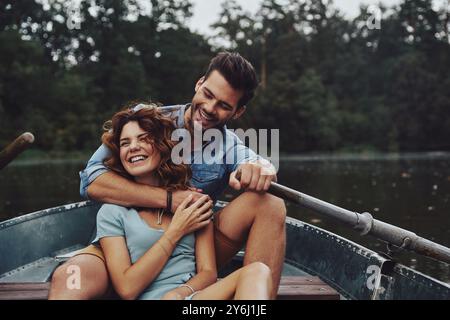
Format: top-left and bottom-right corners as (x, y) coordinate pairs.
(119, 121), (161, 179)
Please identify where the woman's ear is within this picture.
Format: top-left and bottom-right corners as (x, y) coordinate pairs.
(195, 76), (205, 92)
(233, 106), (247, 119)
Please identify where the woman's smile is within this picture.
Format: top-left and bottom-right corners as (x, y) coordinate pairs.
(127, 154), (149, 165)
(119, 121), (161, 181)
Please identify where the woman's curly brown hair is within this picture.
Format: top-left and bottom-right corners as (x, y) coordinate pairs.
(102, 103), (191, 191)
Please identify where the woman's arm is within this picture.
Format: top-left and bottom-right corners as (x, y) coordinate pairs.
(161, 222), (217, 300)
(100, 195), (213, 300)
(100, 230), (179, 300)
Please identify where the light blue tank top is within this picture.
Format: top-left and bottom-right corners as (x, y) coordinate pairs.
(92, 204), (196, 299)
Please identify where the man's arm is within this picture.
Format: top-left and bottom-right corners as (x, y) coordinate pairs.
(87, 172), (167, 208)
(80, 144), (206, 210)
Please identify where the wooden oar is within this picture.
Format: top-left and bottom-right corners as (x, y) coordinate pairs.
(236, 170), (450, 264)
(0, 132), (35, 170)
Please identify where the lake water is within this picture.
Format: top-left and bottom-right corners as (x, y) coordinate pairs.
(1, 153), (449, 284)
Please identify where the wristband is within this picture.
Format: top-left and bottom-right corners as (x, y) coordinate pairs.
(166, 190), (173, 213)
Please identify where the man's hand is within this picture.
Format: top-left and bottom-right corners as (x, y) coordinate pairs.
(229, 160), (277, 192)
(171, 188), (209, 212)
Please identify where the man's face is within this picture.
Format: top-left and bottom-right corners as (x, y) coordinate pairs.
(189, 70), (246, 130)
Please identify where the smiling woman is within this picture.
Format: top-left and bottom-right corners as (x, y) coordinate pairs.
(102, 104), (192, 190)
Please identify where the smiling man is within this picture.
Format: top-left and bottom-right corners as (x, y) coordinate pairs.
(49, 52), (286, 300)
(188, 69), (248, 130)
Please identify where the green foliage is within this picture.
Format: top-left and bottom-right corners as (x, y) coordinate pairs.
(219, 0), (450, 152)
(0, 0), (208, 151)
(0, 0), (449, 153)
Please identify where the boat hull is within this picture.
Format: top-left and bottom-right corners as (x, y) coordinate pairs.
(1, 201), (449, 299)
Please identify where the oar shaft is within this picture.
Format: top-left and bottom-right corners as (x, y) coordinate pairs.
(412, 238), (450, 264)
(268, 181), (450, 264)
(0, 132), (35, 170)
(269, 182), (360, 225)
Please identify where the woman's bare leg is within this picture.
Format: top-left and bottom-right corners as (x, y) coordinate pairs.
(48, 254), (110, 300)
(234, 262), (272, 300)
(192, 262), (272, 300)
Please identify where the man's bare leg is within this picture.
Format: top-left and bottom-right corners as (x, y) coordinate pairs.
(214, 191), (286, 299)
(48, 255), (110, 300)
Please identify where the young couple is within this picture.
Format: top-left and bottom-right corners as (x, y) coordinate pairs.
(49, 52), (286, 300)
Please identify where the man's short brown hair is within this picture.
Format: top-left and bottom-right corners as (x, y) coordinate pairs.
(204, 52), (258, 108)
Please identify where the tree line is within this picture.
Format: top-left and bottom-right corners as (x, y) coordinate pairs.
(0, 0), (449, 154)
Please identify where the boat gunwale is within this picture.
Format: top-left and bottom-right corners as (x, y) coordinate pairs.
(285, 216), (450, 294)
(285, 216), (388, 300)
(0, 201), (95, 230)
(1, 201), (449, 297)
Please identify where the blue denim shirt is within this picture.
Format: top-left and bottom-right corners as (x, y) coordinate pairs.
(79, 104), (260, 201)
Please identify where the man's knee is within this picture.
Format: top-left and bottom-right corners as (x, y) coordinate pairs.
(266, 194), (287, 220)
(244, 192), (286, 223)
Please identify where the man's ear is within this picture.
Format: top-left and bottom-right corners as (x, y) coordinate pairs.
(195, 76), (205, 92)
(233, 106), (246, 119)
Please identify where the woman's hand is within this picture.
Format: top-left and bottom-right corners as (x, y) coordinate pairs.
(161, 285), (195, 300)
(166, 194), (213, 241)
(161, 290), (184, 300)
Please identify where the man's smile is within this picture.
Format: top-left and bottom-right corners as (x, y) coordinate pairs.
(193, 106), (217, 127)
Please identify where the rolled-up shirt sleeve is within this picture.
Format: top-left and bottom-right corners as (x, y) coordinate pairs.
(79, 144), (111, 199)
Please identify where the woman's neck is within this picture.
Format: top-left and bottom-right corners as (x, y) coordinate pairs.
(134, 173), (161, 187)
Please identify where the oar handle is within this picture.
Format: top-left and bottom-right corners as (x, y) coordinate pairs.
(0, 132), (35, 170)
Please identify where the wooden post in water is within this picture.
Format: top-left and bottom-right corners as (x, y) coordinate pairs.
(0, 132), (35, 170)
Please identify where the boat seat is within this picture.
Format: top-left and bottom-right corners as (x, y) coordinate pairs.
(0, 282), (50, 300)
(0, 276), (340, 300)
(277, 276), (340, 300)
